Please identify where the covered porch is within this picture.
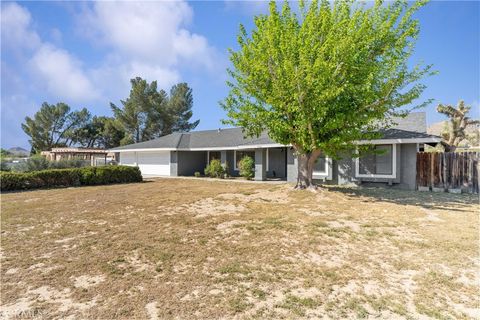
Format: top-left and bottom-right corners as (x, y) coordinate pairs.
(172, 147), (291, 181)
(41, 148), (110, 166)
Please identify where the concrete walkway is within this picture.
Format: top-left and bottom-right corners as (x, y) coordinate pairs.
(142, 175), (289, 185)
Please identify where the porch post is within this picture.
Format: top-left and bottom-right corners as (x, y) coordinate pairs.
(220, 150), (227, 167)
(255, 149), (267, 181)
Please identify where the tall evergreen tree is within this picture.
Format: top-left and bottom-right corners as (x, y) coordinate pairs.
(111, 78), (199, 145)
(164, 83), (200, 135)
(68, 116), (125, 149)
(21, 102), (90, 153)
(111, 77), (168, 144)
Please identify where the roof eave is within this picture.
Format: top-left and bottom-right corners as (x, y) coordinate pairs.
(355, 137), (443, 145)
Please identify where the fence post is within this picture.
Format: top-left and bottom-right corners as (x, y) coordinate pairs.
(442, 152), (446, 191)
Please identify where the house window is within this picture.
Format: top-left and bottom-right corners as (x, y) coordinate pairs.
(208, 151), (221, 163)
(313, 155), (327, 175)
(356, 144), (396, 178)
(234, 150), (255, 170)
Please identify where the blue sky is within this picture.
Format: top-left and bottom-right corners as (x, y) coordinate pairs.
(1, 1), (479, 150)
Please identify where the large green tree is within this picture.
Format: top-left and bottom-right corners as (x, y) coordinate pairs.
(222, 0), (433, 188)
(164, 83), (200, 135)
(68, 116), (125, 149)
(111, 77), (199, 145)
(22, 102), (90, 153)
(437, 100), (479, 148)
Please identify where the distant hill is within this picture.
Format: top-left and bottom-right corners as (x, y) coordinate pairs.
(428, 121), (480, 146)
(7, 147), (29, 157)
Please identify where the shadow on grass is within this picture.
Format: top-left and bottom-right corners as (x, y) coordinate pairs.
(1, 180), (150, 194)
(327, 185), (478, 213)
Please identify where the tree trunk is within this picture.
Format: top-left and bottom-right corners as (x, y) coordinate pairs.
(294, 148), (322, 190)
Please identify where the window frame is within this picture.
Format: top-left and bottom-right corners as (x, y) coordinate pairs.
(355, 144), (397, 179)
(312, 156), (331, 177)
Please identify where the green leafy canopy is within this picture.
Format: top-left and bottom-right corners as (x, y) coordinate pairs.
(222, 0), (435, 157)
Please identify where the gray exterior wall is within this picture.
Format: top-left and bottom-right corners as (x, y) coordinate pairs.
(267, 148), (287, 178)
(170, 151), (178, 176)
(254, 149), (267, 180)
(286, 144), (418, 190)
(334, 144), (417, 190)
(287, 148), (297, 182)
(168, 143), (418, 190)
(336, 154), (355, 186)
(177, 151), (207, 176)
(399, 143), (418, 190)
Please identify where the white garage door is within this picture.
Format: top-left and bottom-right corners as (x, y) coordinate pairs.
(119, 151), (171, 176)
(137, 151), (170, 176)
(120, 152), (135, 165)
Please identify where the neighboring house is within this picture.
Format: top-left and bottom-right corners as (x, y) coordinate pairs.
(110, 112), (442, 190)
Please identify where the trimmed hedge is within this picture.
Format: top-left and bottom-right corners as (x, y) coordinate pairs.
(0, 165), (142, 191)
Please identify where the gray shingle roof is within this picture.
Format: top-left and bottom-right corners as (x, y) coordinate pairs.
(111, 112), (439, 151)
(112, 132), (183, 150)
(391, 112), (426, 133)
(378, 128), (439, 140)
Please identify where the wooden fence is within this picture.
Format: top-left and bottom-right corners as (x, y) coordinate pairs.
(416, 152), (479, 193)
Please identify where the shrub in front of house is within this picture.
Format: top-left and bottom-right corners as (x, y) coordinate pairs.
(238, 155), (255, 179)
(194, 171), (201, 177)
(0, 165), (142, 191)
(204, 159), (225, 178)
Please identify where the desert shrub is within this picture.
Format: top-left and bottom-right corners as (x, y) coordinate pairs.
(194, 171), (201, 177)
(12, 156), (91, 172)
(0, 160), (11, 172)
(0, 165), (142, 191)
(204, 159), (225, 178)
(238, 155), (254, 179)
(50, 158), (88, 169)
(12, 155), (50, 172)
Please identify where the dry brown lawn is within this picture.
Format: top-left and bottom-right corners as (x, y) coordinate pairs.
(1, 178), (479, 319)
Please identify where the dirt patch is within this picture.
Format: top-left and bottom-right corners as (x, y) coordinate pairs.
(145, 302), (158, 320)
(183, 198), (245, 217)
(73, 275), (105, 289)
(1, 179), (478, 319)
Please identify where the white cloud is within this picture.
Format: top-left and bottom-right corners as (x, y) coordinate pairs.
(2, 2), (97, 103)
(79, 2), (197, 63)
(77, 0), (218, 90)
(0, 2), (41, 51)
(29, 44), (99, 103)
(89, 56), (181, 102)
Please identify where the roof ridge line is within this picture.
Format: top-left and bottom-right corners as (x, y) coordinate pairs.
(175, 133), (184, 149)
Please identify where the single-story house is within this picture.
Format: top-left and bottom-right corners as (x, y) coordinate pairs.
(110, 112), (442, 190)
